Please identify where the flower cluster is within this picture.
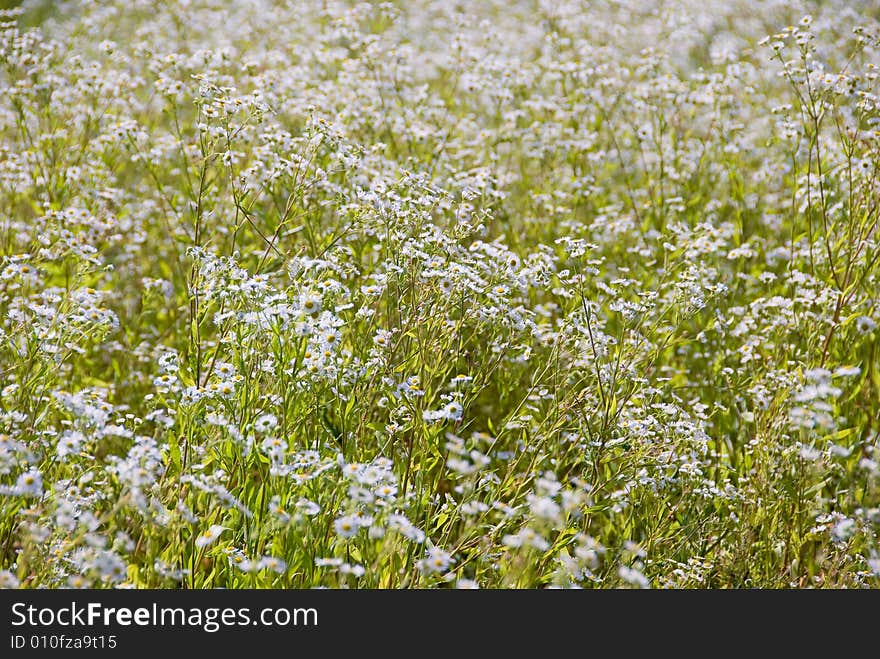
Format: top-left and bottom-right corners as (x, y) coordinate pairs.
(0, 1), (878, 589)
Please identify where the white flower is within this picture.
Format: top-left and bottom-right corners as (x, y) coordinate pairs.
(260, 436), (285, 460)
(57, 430), (85, 459)
(831, 518), (856, 542)
(527, 494), (561, 520)
(442, 401), (463, 421)
(502, 533), (524, 548)
(302, 293), (322, 316)
(257, 556), (288, 574)
(214, 361), (236, 378)
(388, 514), (425, 543)
(1, 469), (44, 498)
(417, 547), (453, 574)
(295, 498), (321, 516)
(93, 551), (128, 583)
(194, 525), (228, 548)
(397, 376), (424, 397)
(618, 565), (650, 588)
(254, 414), (279, 434)
(0, 570), (20, 588)
(423, 400), (463, 423)
(322, 328), (341, 347)
(855, 316), (877, 334)
(339, 562), (365, 577)
(455, 578), (479, 589)
(360, 283), (383, 296)
(520, 527), (550, 551)
(373, 329), (393, 347)
(334, 515), (361, 539)
(374, 484), (397, 499)
(67, 575), (90, 589)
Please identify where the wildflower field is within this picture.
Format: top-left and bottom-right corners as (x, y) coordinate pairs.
(1, 0), (879, 589)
